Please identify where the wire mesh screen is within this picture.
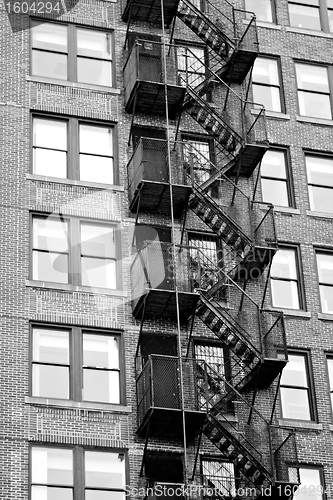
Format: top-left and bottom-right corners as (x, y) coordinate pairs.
(151, 356), (181, 409)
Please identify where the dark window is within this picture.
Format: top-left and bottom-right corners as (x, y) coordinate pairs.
(288, 466), (324, 500)
(260, 149), (293, 207)
(252, 57), (283, 112)
(245, 0), (274, 22)
(270, 247), (303, 309)
(280, 352), (314, 421)
(31, 446), (126, 500)
(31, 20), (113, 87)
(305, 154), (333, 214)
(32, 115), (116, 185)
(31, 325), (123, 404)
(295, 63), (332, 119)
(32, 214), (120, 289)
(316, 251), (333, 314)
(327, 356), (333, 412)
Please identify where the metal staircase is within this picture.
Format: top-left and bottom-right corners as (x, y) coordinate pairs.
(177, 0), (259, 83)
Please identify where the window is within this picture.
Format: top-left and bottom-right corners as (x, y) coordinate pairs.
(176, 44), (205, 88)
(295, 63), (332, 119)
(326, 357), (333, 411)
(188, 232), (221, 291)
(316, 252), (333, 313)
(32, 116), (116, 184)
(201, 459), (236, 497)
(305, 154), (333, 213)
(31, 325), (122, 404)
(260, 149), (293, 207)
(252, 57), (283, 112)
(245, 0), (274, 22)
(270, 247), (303, 309)
(288, 466), (324, 500)
(32, 214), (119, 289)
(280, 352), (314, 420)
(31, 20), (113, 87)
(31, 446), (126, 500)
(288, 0), (321, 30)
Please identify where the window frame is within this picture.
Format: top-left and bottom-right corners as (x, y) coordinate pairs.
(260, 146), (294, 208)
(288, 0), (333, 32)
(30, 19), (115, 89)
(29, 444), (128, 500)
(304, 151), (333, 214)
(252, 56), (285, 113)
(295, 61), (333, 120)
(175, 40), (208, 91)
(200, 456), (236, 498)
(315, 249), (333, 314)
(31, 113), (119, 185)
(30, 323), (126, 405)
(245, 0), (276, 23)
(288, 464), (325, 499)
(270, 245), (305, 311)
(279, 350), (317, 422)
(30, 213), (122, 290)
(326, 355), (333, 419)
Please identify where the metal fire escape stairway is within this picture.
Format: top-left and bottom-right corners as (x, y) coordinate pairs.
(177, 0), (258, 83)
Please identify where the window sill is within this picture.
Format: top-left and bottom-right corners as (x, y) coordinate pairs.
(25, 396), (132, 413)
(306, 210), (333, 220)
(251, 109), (291, 120)
(242, 19), (282, 30)
(26, 173), (125, 192)
(285, 26), (333, 39)
(274, 207), (300, 215)
(278, 419), (323, 431)
(26, 76), (121, 95)
(270, 308), (311, 319)
(26, 280), (129, 297)
(296, 115), (333, 126)
(318, 313), (333, 321)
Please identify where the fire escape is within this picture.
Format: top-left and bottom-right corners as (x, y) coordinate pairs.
(122, 0), (300, 497)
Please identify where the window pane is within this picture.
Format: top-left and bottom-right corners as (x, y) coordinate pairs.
(296, 64), (329, 92)
(245, 0), (273, 22)
(271, 279), (300, 309)
(34, 118), (67, 150)
(297, 468), (323, 500)
(32, 365), (69, 399)
(298, 91), (331, 119)
(34, 149), (67, 178)
(81, 257), (116, 288)
(271, 249), (298, 280)
(319, 285), (333, 313)
(32, 51), (67, 80)
(80, 124), (113, 156)
(77, 29), (112, 60)
(77, 58), (112, 86)
(33, 218), (68, 252)
(83, 369), (120, 403)
(308, 186), (333, 213)
(31, 22), (68, 52)
(261, 179), (289, 206)
(33, 251), (69, 283)
(33, 328), (69, 364)
(281, 354), (308, 386)
(85, 451), (125, 488)
(80, 155), (114, 184)
(253, 58), (280, 85)
(289, 4), (321, 30)
(86, 492), (125, 500)
(280, 387), (311, 420)
(32, 447), (73, 485)
(31, 486), (73, 500)
(261, 150), (287, 179)
(80, 224), (115, 258)
(252, 84), (281, 112)
(306, 155), (333, 187)
(316, 253), (333, 284)
(83, 334), (119, 368)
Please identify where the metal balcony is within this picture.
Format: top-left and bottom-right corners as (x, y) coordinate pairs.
(136, 355), (206, 438)
(122, 0), (179, 26)
(127, 138), (191, 215)
(124, 40), (185, 118)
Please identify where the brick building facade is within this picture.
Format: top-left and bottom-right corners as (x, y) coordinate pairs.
(1, 0), (333, 498)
